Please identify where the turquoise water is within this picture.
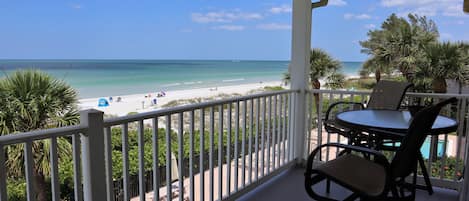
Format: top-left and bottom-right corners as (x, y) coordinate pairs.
(387, 138), (445, 159)
(421, 139), (445, 159)
(0, 60), (362, 98)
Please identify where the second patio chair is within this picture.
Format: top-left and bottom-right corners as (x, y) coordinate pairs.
(323, 80), (413, 145)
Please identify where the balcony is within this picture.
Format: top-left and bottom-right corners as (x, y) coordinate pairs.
(0, 89), (467, 201)
(238, 167), (459, 201)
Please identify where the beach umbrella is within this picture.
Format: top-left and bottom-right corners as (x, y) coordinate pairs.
(98, 98), (110, 107)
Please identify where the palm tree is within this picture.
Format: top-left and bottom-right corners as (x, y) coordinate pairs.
(420, 42), (469, 93)
(361, 55), (392, 82)
(283, 48), (343, 89)
(283, 48), (343, 111)
(308, 49), (343, 89)
(325, 71), (346, 89)
(456, 42), (469, 94)
(0, 69), (79, 201)
(360, 14), (439, 86)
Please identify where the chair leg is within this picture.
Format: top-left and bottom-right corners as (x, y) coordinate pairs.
(305, 175), (339, 201)
(326, 179), (331, 193)
(400, 186), (405, 198)
(391, 186), (399, 198)
(411, 171), (417, 200)
(417, 152), (434, 195)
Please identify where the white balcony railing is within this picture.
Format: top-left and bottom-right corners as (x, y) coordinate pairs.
(0, 89), (468, 201)
(0, 90), (297, 201)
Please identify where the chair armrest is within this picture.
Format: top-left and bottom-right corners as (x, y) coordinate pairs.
(306, 143), (390, 175)
(325, 101), (365, 121)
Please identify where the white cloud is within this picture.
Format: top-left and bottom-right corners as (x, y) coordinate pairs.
(344, 13), (354, 19)
(269, 5), (292, 14)
(192, 11), (263, 23)
(381, 0), (468, 18)
(257, 23), (291, 30)
(329, 0), (347, 6)
(356, 14), (372, 19)
(364, 24), (376, 29)
(397, 6), (437, 17)
(344, 13), (372, 20)
(70, 4), (82, 9)
(381, 0), (401, 7)
(440, 33), (453, 39)
(211, 25), (245, 31)
(442, 4), (466, 17)
(180, 29), (193, 33)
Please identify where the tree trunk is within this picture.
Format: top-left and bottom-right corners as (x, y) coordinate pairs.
(374, 69), (381, 82)
(432, 78), (447, 93)
(312, 79), (321, 116)
(458, 81), (463, 94)
(33, 169), (48, 201)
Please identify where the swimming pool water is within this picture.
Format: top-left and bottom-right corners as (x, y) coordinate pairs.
(386, 138), (445, 159)
(421, 138), (445, 159)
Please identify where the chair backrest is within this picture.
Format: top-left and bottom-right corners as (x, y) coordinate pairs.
(390, 97), (457, 179)
(367, 80), (413, 110)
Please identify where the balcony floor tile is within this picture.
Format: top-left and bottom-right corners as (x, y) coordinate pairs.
(237, 167), (459, 201)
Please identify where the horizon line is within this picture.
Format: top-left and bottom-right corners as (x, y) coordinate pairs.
(0, 58), (365, 63)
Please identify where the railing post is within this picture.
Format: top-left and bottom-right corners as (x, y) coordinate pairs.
(460, 131), (469, 201)
(289, 0), (312, 164)
(80, 109), (108, 201)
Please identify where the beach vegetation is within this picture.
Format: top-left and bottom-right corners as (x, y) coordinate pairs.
(343, 77), (376, 90)
(127, 111), (139, 116)
(325, 73), (346, 89)
(0, 69), (79, 201)
(263, 86), (285, 91)
(418, 42), (469, 93)
(161, 93), (244, 109)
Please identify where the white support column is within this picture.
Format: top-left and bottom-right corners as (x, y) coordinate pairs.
(80, 109), (108, 201)
(289, 0), (312, 163)
(460, 138), (469, 201)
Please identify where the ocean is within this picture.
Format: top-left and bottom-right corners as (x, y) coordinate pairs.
(0, 60), (362, 98)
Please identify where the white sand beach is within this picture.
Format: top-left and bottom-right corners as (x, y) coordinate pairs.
(78, 81), (284, 116)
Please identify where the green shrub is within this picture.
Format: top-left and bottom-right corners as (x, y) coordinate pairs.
(7, 179), (26, 201)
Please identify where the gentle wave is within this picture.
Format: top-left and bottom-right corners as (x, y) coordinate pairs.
(222, 78), (245, 82)
(162, 83), (181, 87)
(183, 81), (203, 85)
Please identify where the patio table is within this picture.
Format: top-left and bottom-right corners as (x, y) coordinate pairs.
(334, 109), (458, 195)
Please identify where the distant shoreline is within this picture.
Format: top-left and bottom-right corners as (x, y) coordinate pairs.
(77, 72), (369, 117)
(78, 81), (284, 116)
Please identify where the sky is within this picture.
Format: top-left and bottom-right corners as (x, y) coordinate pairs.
(0, 0), (467, 61)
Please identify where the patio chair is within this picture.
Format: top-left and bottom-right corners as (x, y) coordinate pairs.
(323, 80), (413, 145)
(305, 97), (457, 201)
